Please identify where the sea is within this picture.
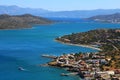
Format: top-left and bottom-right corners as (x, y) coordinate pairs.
(0, 19), (120, 80)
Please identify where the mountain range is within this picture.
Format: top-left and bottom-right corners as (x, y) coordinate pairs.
(1, 5), (120, 18)
(0, 5), (49, 15)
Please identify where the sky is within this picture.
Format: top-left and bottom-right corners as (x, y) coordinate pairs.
(0, 0), (120, 11)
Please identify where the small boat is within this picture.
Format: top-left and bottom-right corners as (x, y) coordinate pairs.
(18, 67), (26, 71)
(61, 73), (68, 76)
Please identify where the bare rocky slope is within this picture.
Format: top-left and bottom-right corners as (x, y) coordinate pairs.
(0, 14), (53, 29)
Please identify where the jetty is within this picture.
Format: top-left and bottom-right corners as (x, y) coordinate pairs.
(41, 54), (57, 59)
(61, 72), (78, 76)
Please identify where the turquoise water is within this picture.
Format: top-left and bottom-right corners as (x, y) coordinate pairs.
(0, 22), (120, 80)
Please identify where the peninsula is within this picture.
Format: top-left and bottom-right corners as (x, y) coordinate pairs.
(48, 29), (120, 79)
(87, 13), (120, 23)
(0, 14), (53, 29)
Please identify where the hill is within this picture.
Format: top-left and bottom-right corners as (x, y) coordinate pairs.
(87, 13), (120, 23)
(56, 29), (120, 51)
(0, 14), (53, 29)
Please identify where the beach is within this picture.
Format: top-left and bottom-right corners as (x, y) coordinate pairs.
(55, 40), (102, 51)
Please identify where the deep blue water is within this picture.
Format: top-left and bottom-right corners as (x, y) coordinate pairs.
(0, 22), (120, 80)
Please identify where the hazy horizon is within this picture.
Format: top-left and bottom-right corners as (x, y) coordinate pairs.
(1, 5), (120, 12)
(0, 0), (120, 11)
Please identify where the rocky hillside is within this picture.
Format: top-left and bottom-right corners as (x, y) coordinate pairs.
(87, 13), (120, 23)
(56, 29), (120, 51)
(0, 14), (53, 29)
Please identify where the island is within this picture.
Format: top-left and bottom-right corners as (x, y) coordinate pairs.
(0, 14), (53, 29)
(87, 13), (120, 23)
(47, 29), (120, 80)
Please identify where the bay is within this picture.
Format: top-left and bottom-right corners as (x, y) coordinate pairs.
(0, 22), (120, 80)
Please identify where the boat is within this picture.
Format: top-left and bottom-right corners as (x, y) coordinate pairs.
(18, 67), (26, 71)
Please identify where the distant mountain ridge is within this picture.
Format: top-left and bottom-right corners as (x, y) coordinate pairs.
(1, 5), (120, 18)
(0, 5), (49, 15)
(0, 14), (53, 29)
(87, 13), (120, 23)
(45, 9), (120, 18)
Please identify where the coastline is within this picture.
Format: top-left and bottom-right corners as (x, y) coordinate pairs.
(0, 23), (53, 30)
(55, 40), (102, 51)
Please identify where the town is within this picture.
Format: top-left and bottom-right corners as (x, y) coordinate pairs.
(48, 52), (120, 80)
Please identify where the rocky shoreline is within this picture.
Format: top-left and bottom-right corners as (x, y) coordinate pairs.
(47, 52), (120, 79)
